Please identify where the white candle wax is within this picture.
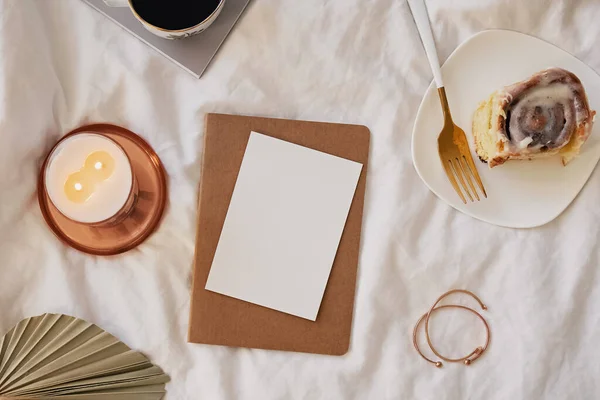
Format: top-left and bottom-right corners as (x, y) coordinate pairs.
(45, 133), (133, 223)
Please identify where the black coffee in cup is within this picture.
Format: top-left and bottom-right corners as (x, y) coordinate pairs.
(131, 0), (221, 31)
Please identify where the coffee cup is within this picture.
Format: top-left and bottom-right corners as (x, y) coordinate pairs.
(103, 0), (226, 40)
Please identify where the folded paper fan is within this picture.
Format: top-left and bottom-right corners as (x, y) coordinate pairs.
(0, 314), (169, 399)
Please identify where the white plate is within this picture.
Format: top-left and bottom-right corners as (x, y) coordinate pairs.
(412, 30), (600, 228)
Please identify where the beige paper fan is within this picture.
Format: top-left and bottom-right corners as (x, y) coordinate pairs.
(0, 314), (169, 399)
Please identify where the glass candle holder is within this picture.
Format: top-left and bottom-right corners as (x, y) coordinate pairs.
(39, 124), (167, 255)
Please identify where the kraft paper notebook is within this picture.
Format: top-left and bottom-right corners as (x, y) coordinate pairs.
(188, 113), (370, 355)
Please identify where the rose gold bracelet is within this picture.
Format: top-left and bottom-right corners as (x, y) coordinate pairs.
(413, 289), (490, 368)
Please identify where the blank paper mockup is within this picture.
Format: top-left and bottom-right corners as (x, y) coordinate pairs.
(205, 132), (363, 320)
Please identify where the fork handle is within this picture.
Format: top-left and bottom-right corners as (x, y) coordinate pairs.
(408, 0), (443, 88)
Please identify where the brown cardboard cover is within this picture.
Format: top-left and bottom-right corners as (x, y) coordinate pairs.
(188, 113), (370, 355)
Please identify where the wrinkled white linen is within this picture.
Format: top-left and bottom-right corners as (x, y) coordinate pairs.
(2, 0), (600, 399)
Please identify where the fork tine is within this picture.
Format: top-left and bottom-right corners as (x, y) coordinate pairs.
(450, 159), (473, 202)
(443, 160), (466, 204)
(458, 157), (479, 201)
(463, 155), (487, 198)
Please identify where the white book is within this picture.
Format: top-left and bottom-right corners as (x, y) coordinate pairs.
(83, 0), (251, 78)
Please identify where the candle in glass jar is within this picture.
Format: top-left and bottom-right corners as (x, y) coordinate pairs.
(45, 133), (133, 224)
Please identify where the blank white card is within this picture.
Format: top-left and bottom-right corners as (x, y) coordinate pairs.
(205, 132), (363, 320)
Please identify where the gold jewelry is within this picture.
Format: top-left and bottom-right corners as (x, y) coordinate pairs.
(413, 290), (490, 368)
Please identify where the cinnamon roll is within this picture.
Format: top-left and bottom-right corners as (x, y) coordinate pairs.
(473, 68), (595, 167)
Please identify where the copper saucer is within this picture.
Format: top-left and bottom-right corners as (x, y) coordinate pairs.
(38, 124), (168, 256)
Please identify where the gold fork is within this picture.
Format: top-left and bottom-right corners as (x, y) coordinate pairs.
(408, 0), (487, 203)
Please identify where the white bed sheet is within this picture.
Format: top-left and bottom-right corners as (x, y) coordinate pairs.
(2, 0), (600, 398)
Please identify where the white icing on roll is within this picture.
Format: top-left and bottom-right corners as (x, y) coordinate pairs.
(499, 68), (592, 155)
